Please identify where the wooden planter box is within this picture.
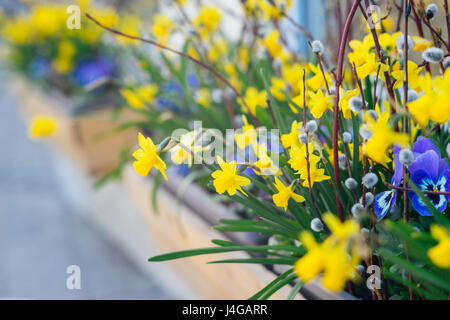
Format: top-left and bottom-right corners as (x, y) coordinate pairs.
(123, 166), (305, 300)
(11, 76), (138, 176)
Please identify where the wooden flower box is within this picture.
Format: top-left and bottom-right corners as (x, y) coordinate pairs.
(11, 76), (138, 176)
(123, 165), (357, 300)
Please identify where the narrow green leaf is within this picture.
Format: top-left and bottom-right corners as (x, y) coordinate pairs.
(249, 268), (294, 300)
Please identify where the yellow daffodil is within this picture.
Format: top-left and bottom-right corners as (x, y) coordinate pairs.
(133, 133), (168, 180)
(348, 35), (374, 67)
(356, 53), (389, 80)
(412, 36), (433, 51)
(195, 88), (211, 108)
(53, 41), (76, 74)
(170, 131), (204, 167)
(428, 225), (450, 269)
(300, 165), (331, 188)
(270, 77), (287, 101)
(263, 30), (283, 58)
(29, 115), (58, 139)
(323, 214), (360, 240)
(120, 84), (158, 110)
(235, 115), (257, 149)
(339, 88), (360, 119)
(288, 143), (321, 175)
(151, 14), (175, 43)
(392, 61), (423, 90)
(240, 87), (267, 115)
(281, 121), (303, 149)
(308, 90), (334, 119)
(211, 156), (250, 196)
(295, 213), (361, 292)
(362, 111), (409, 164)
(253, 144), (280, 176)
(193, 5), (221, 38)
(272, 177), (305, 210)
(307, 63), (332, 92)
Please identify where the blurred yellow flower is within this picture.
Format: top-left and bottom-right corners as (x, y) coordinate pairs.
(235, 116), (257, 149)
(308, 90), (334, 119)
(171, 131), (204, 166)
(152, 14), (175, 43)
(241, 87), (267, 115)
(295, 213), (360, 292)
(29, 116), (58, 139)
(428, 225), (450, 269)
(193, 5), (221, 38)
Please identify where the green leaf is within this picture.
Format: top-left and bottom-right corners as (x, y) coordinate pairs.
(287, 280), (304, 300)
(259, 274), (298, 300)
(151, 174), (162, 215)
(249, 268), (294, 300)
(259, 66), (289, 134)
(149, 244), (305, 262)
(207, 257), (297, 265)
(380, 249), (450, 292)
(383, 270), (447, 300)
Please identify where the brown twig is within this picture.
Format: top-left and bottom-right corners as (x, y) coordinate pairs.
(85, 13), (258, 126)
(333, 0), (361, 221)
(360, 0), (397, 114)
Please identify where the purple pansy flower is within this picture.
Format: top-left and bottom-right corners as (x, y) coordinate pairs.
(73, 55), (115, 88)
(374, 137), (450, 219)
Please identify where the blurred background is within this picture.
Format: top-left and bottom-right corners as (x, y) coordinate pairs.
(0, 0), (374, 299)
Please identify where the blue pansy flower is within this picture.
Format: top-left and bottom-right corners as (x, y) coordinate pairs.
(187, 73), (200, 89)
(408, 147), (450, 216)
(374, 136), (450, 219)
(73, 55), (115, 88)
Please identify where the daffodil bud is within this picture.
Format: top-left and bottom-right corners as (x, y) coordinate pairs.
(423, 47), (444, 63)
(157, 136), (172, 153)
(311, 218), (324, 232)
(396, 34), (414, 51)
(349, 96), (365, 113)
(342, 132), (352, 144)
(351, 203), (365, 218)
(298, 133), (308, 144)
(311, 40), (324, 55)
(360, 192), (374, 207)
(362, 172), (378, 189)
(305, 120), (318, 134)
(345, 177), (358, 190)
(407, 90), (420, 102)
(399, 149), (415, 166)
(426, 4), (438, 20)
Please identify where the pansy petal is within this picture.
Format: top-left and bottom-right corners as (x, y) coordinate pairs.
(408, 150), (440, 181)
(374, 191), (394, 220)
(409, 193), (433, 216)
(413, 136), (441, 157)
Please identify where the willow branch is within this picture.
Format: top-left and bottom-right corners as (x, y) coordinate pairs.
(85, 13), (256, 125)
